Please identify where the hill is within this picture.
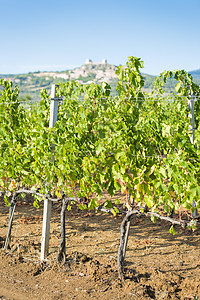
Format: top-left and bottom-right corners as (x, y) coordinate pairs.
(0, 60), (199, 101)
(0, 61), (118, 100)
(189, 69), (200, 79)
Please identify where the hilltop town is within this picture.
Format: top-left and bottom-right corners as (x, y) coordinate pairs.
(32, 59), (117, 84)
(1, 60), (199, 100)
(0, 59), (119, 99)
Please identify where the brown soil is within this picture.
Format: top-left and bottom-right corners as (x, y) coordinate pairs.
(0, 197), (200, 300)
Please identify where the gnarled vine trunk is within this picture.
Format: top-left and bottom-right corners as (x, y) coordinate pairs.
(117, 209), (137, 280)
(4, 192), (17, 250)
(57, 198), (68, 264)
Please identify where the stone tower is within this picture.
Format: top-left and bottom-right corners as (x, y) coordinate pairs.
(85, 59), (93, 64)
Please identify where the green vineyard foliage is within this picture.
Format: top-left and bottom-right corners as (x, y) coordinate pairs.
(0, 57), (200, 216)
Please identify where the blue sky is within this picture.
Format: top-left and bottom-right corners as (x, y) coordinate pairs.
(0, 0), (199, 75)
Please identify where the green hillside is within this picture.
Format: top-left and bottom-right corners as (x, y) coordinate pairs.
(0, 73), (67, 101)
(1, 63), (200, 101)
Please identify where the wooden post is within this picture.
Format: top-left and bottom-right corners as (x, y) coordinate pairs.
(188, 95), (195, 144)
(188, 94), (198, 218)
(41, 84), (60, 261)
(49, 84), (59, 128)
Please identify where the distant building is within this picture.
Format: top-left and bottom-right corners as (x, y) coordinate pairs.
(85, 59), (108, 65)
(85, 59), (93, 64)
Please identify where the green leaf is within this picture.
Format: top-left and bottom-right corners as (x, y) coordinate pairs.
(162, 124), (171, 137)
(114, 198), (121, 205)
(113, 206), (119, 213)
(111, 208), (117, 216)
(104, 199), (113, 208)
(79, 203), (87, 210)
(151, 215), (157, 223)
(159, 167), (167, 179)
(190, 186), (198, 197)
(33, 200), (40, 209)
(67, 205), (72, 211)
(115, 65), (124, 81)
(145, 197), (154, 208)
(88, 198), (98, 210)
(175, 82), (182, 93)
(4, 195), (11, 207)
(169, 225), (177, 235)
(102, 82), (111, 96)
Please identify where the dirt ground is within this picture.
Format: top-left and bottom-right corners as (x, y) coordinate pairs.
(0, 196), (200, 300)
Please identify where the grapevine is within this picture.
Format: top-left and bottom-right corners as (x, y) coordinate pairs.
(0, 57), (200, 280)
